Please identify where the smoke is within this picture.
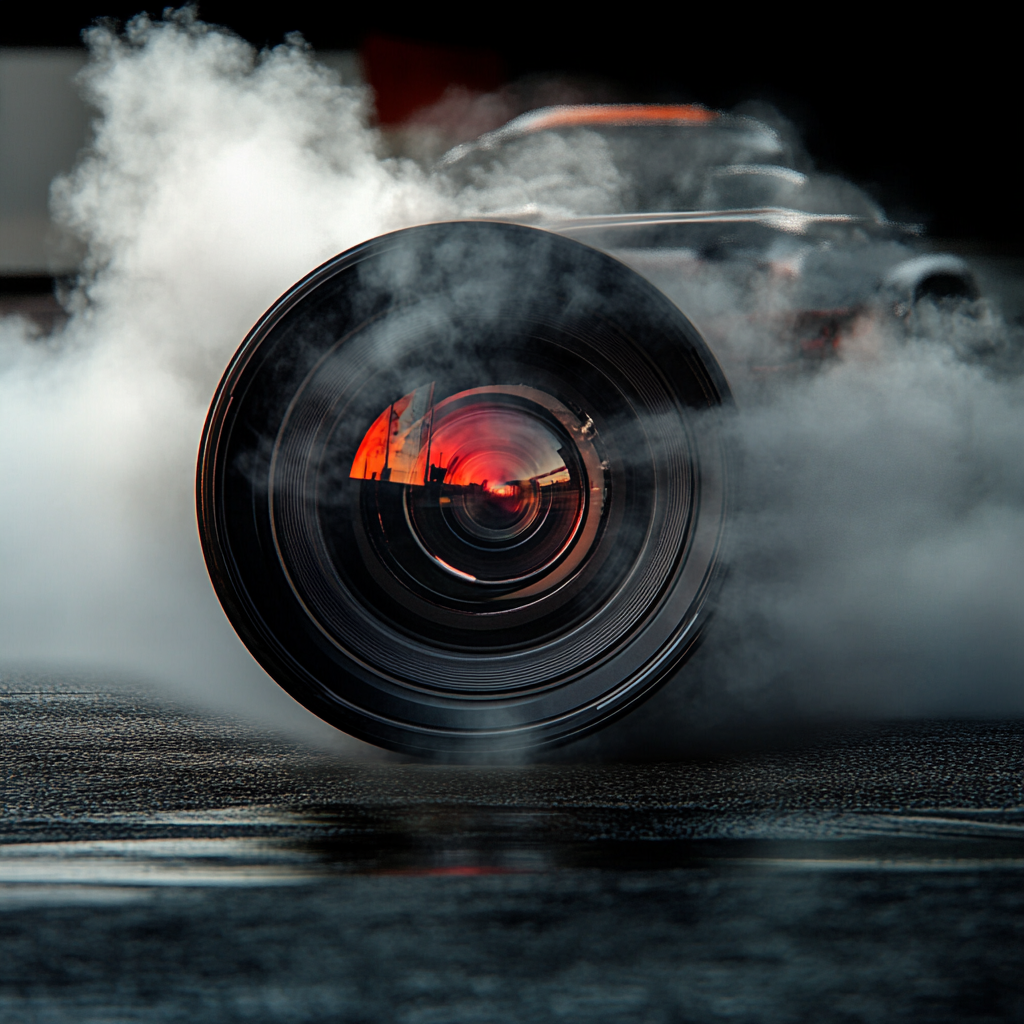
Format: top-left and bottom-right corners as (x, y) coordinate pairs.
(719, 335), (1024, 705)
(583, 260), (1024, 759)
(0, 11), (626, 750)
(1, 9), (1022, 756)
(0, 13), (450, 747)
(593, 321), (1024, 757)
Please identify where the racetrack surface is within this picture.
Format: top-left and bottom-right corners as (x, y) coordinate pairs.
(2, 678), (1022, 1023)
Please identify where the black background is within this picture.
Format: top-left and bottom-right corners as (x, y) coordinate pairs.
(4, 4), (1019, 246)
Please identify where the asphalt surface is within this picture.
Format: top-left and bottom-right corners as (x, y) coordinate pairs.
(2, 677), (1023, 1023)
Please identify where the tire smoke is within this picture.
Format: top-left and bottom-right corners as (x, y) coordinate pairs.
(0, 13), (455, 749)
(1, 10), (1021, 756)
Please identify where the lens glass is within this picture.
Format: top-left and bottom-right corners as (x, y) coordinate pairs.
(349, 384), (604, 602)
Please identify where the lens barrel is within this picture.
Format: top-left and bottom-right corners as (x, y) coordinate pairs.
(198, 222), (731, 758)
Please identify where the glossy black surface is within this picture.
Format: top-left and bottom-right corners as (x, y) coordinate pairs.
(2, 678), (1022, 1022)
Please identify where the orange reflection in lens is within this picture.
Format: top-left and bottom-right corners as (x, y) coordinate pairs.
(349, 384), (435, 485)
(350, 384), (571, 493)
(351, 384), (607, 590)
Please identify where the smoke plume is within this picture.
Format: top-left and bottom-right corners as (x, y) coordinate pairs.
(0, 13), (452, 749)
(1, 9), (1021, 756)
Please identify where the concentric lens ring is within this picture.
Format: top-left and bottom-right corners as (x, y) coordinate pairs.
(399, 388), (594, 585)
(197, 222), (731, 759)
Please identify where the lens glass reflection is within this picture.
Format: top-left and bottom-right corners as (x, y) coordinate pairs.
(351, 385), (599, 589)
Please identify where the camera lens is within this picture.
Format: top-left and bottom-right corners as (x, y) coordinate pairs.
(198, 222), (731, 758)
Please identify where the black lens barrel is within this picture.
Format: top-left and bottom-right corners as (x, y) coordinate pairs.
(197, 221), (731, 759)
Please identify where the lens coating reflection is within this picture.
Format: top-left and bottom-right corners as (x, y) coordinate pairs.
(432, 404), (569, 545)
(351, 385), (600, 589)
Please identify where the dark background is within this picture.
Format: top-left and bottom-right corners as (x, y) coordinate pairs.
(2, 5), (1020, 245)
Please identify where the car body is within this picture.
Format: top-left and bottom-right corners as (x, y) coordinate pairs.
(438, 104), (981, 386)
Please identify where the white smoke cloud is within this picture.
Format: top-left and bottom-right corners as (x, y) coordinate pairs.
(0, 11), (625, 751)
(0, 13), (455, 748)
(449, 129), (626, 218)
(717, 338), (1024, 712)
(581, 334), (1024, 758)
(1, 9), (1021, 757)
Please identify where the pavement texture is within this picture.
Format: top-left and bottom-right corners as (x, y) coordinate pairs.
(2, 677), (1023, 1023)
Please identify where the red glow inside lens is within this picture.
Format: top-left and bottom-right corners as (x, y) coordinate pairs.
(351, 384), (602, 587)
(350, 385), (570, 495)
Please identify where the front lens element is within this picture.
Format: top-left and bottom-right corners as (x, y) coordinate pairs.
(351, 385), (603, 593)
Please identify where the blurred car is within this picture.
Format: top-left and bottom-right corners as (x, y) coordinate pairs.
(438, 104), (982, 381)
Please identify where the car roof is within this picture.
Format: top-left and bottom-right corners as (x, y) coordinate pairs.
(437, 104), (778, 169)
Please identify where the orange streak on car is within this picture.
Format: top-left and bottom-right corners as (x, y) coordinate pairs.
(519, 104), (719, 132)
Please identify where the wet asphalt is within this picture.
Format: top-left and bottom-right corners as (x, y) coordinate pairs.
(2, 677), (1022, 1023)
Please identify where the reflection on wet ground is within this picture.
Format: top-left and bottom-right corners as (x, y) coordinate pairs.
(2, 679), (1022, 1022)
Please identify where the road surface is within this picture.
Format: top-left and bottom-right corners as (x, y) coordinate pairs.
(2, 677), (1022, 1022)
